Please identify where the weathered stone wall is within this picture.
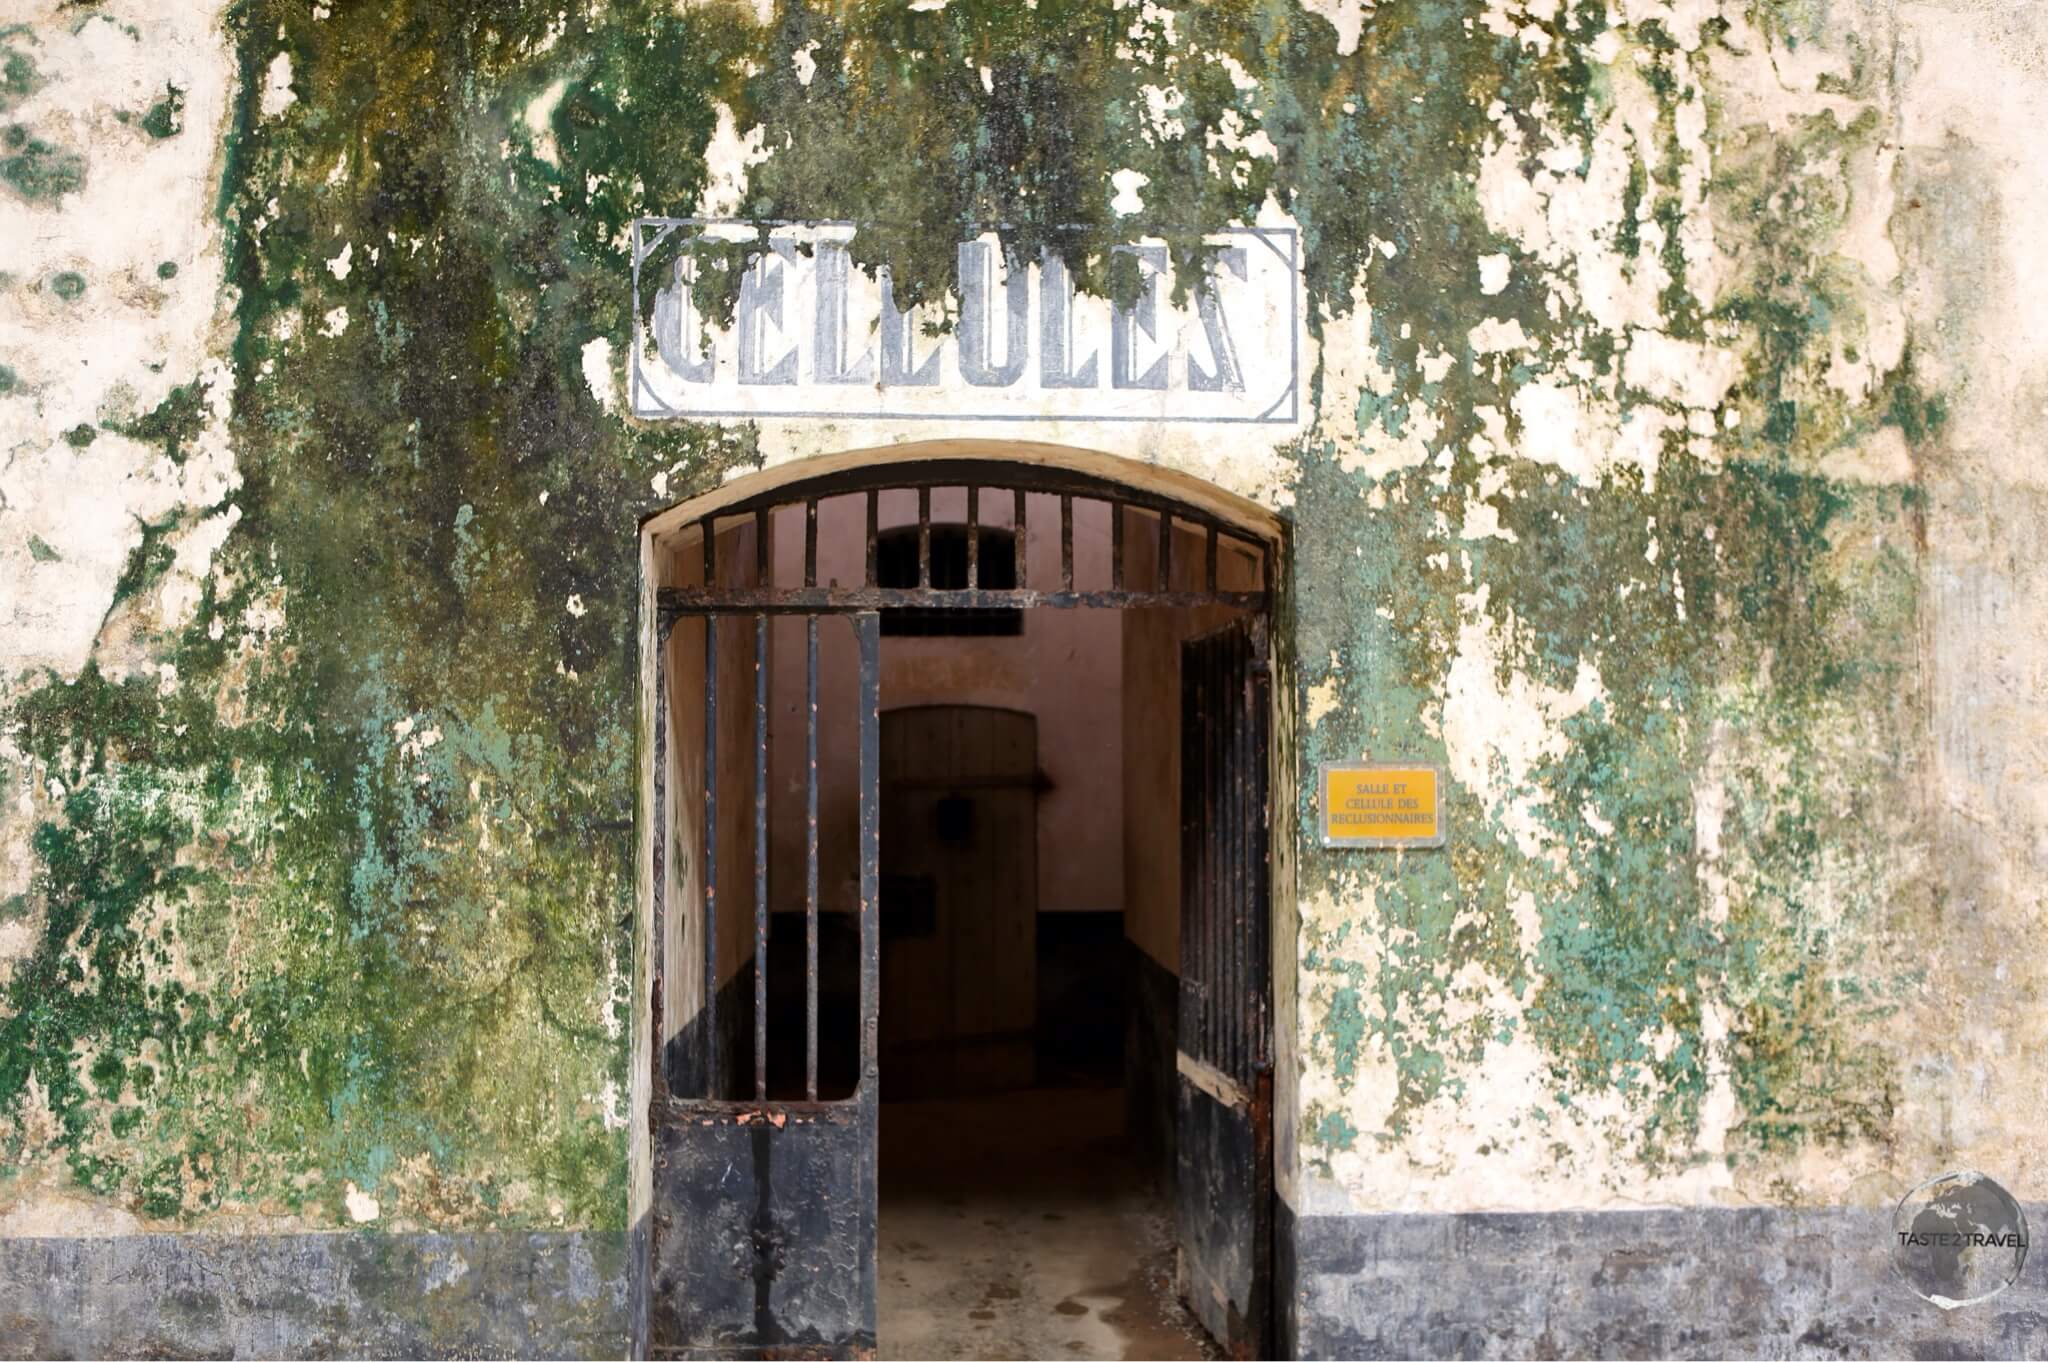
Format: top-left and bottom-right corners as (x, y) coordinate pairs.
(0, 1230), (628, 1360)
(1, 0), (2043, 1353)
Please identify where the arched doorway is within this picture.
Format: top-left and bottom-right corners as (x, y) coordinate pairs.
(635, 451), (1281, 1360)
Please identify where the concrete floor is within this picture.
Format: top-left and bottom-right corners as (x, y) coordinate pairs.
(877, 1086), (1219, 1361)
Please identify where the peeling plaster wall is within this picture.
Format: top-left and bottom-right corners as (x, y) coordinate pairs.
(1, 0), (2045, 1350)
(1287, 0), (1982, 1221)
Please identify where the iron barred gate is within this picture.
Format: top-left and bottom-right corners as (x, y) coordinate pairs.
(646, 460), (1271, 1359)
(1176, 618), (1273, 1358)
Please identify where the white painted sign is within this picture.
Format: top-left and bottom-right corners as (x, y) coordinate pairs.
(629, 220), (1299, 426)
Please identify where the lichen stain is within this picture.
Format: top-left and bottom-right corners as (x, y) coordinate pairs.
(1287, 0), (1935, 1208)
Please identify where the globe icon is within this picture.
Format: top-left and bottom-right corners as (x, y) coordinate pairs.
(1892, 1171), (2029, 1308)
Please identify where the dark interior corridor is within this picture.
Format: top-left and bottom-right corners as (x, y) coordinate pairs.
(863, 904), (1212, 1358)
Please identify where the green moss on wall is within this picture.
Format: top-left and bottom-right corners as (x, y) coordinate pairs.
(0, 44), (40, 114)
(0, 0), (1937, 1221)
(140, 83), (184, 140)
(114, 380), (207, 465)
(1283, 3), (1924, 1172)
(1, 124), (84, 202)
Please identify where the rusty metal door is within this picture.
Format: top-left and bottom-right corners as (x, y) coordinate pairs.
(1176, 619), (1272, 1359)
(648, 595), (881, 1359)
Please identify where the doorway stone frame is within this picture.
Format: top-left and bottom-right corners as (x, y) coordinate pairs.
(630, 438), (1297, 1358)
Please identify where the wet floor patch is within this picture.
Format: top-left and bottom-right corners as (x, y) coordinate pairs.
(876, 1086), (1219, 1361)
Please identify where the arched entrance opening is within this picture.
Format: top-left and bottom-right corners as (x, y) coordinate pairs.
(635, 447), (1284, 1360)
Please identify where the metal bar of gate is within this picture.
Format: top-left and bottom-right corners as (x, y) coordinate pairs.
(856, 613), (881, 1091)
(805, 614), (819, 1101)
(1111, 502), (1125, 591)
(1210, 635), (1224, 1078)
(1219, 636), (1232, 1075)
(1202, 644), (1216, 1066)
(1229, 630), (1242, 1082)
(1183, 643), (1201, 1066)
(1193, 642), (1206, 1066)
(703, 612), (718, 1092)
(804, 499), (819, 589)
(1060, 494), (1074, 591)
(806, 498), (822, 1095)
(755, 510), (772, 1102)
(1014, 491), (1027, 590)
(1188, 642), (1200, 1065)
(917, 488), (932, 589)
(754, 610), (768, 1102)
(865, 491), (879, 588)
(1245, 651), (1261, 1073)
(1159, 508), (1174, 592)
(1228, 630), (1245, 1081)
(1230, 629), (1245, 1083)
(1243, 633), (1257, 1080)
(1207, 639), (1221, 1070)
(1179, 635), (1195, 1065)
(966, 487), (980, 591)
(696, 458), (1255, 537)
(659, 587), (1267, 615)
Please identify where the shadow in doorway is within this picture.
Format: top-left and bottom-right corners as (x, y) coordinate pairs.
(873, 912), (1216, 1361)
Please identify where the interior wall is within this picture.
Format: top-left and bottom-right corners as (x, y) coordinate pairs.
(765, 488), (1125, 918)
(878, 704), (1040, 1095)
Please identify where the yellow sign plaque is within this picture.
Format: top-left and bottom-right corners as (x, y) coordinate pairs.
(1320, 762), (1445, 849)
